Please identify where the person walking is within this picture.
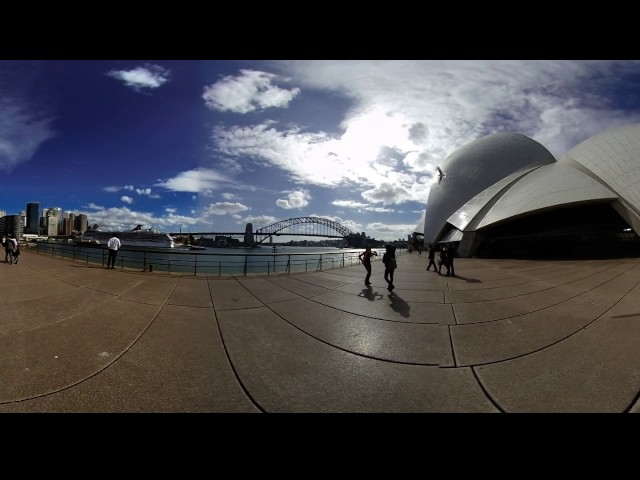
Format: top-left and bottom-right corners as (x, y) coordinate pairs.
(438, 244), (448, 275)
(10, 235), (19, 264)
(4, 234), (16, 265)
(426, 243), (437, 271)
(358, 245), (378, 285)
(382, 244), (397, 292)
(447, 243), (456, 276)
(107, 234), (121, 269)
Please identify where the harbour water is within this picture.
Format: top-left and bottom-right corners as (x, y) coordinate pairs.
(35, 243), (391, 276)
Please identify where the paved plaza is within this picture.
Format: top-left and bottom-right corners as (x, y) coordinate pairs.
(2, 248), (640, 413)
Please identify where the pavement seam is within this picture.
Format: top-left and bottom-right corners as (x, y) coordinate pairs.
(205, 277), (266, 413)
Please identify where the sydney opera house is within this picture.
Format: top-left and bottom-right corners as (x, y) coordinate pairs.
(421, 123), (640, 258)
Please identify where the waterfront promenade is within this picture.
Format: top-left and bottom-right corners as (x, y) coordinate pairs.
(3, 249), (640, 413)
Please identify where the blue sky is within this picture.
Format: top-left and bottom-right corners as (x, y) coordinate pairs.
(2, 60), (640, 241)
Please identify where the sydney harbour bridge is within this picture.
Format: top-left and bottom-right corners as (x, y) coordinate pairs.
(170, 217), (364, 247)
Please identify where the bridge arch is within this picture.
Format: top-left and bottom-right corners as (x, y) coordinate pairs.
(254, 217), (355, 243)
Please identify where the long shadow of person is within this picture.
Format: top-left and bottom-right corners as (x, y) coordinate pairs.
(388, 292), (411, 318)
(450, 274), (482, 283)
(358, 286), (384, 301)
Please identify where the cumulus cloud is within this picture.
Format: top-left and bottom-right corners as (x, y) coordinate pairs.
(0, 99), (56, 172)
(71, 205), (200, 231)
(203, 202), (249, 216)
(107, 64), (170, 92)
(121, 196), (133, 204)
(135, 187), (160, 199)
(243, 215), (278, 228)
(207, 60), (640, 211)
(276, 190), (310, 210)
(203, 69), (300, 113)
(155, 168), (239, 193)
(331, 199), (395, 213)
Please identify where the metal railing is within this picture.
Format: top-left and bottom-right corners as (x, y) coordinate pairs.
(32, 242), (402, 276)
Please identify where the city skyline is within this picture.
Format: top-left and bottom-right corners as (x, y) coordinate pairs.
(3, 60), (640, 242)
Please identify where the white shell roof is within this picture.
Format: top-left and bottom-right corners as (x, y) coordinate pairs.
(473, 162), (619, 230)
(559, 123), (640, 214)
(447, 166), (541, 231)
(423, 132), (556, 243)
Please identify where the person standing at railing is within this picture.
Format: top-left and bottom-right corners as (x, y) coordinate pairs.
(358, 245), (378, 286)
(107, 234), (121, 269)
(4, 234), (16, 265)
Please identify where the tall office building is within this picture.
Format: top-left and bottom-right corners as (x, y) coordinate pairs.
(46, 207), (62, 236)
(76, 214), (88, 233)
(64, 213), (76, 235)
(26, 202), (39, 234)
(3, 215), (23, 238)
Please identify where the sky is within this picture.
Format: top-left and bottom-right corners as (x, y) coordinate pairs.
(2, 59), (640, 242)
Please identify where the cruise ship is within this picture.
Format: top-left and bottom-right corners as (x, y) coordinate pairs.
(78, 225), (175, 249)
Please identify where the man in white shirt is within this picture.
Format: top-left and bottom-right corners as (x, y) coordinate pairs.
(107, 234), (121, 269)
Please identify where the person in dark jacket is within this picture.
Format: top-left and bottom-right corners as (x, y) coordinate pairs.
(438, 244), (448, 275)
(446, 243), (456, 276)
(359, 245), (378, 285)
(382, 244), (397, 292)
(426, 243), (437, 271)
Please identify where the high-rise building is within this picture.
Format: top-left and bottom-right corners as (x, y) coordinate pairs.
(64, 213), (76, 235)
(76, 214), (88, 233)
(3, 214), (23, 238)
(26, 202), (39, 234)
(46, 207), (62, 236)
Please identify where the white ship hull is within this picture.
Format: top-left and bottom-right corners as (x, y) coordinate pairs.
(79, 230), (175, 249)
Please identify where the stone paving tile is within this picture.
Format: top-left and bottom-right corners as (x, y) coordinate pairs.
(335, 282), (445, 303)
(217, 306), (497, 412)
(7, 250), (640, 413)
(452, 283), (588, 324)
(119, 276), (179, 306)
(476, 282), (640, 412)
(238, 277), (301, 304)
(0, 280), (78, 305)
(451, 264), (640, 366)
(312, 289), (455, 324)
(209, 278), (264, 311)
(298, 271), (364, 289)
(269, 297), (455, 366)
(0, 297), (159, 403)
(0, 288), (114, 336)
(263, 276), (333, 298)
(0, 304), (259, 413)
(167, 277), (213, 308)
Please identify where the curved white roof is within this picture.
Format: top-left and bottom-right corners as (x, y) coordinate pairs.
(559, 123), (640, 215)
(423, 132), (556, 244)
(422, 123), (640, 257)
(474, 162), (619, 230)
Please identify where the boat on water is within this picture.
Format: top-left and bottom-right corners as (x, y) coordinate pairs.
(78, 224), (175, 249)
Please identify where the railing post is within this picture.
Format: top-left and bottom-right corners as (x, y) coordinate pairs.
(244, 255), (248, 276)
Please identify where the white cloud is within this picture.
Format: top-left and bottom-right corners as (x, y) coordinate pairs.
(276, 190), (310, 210)
(332, 200), (369, 208)
(71, 206), (201, 231)
(136, 187), (161, 199)
(107, 64), (170, 92)
(121, 196), (133, 204)
(203, 69), (300, 114)
(0, 98), (56, 171)
(207, 60), (640, 211)
(203, 202), (249, 216)
(243, 215), (278, 228)
(155, 168), (239, 193)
